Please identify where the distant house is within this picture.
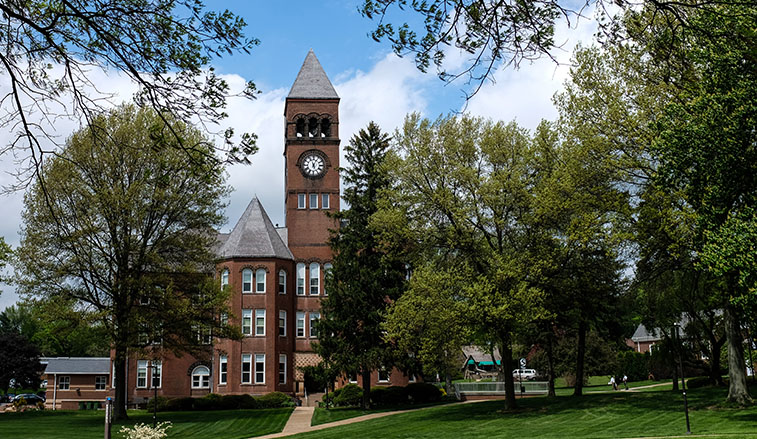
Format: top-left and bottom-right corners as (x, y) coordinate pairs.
(462, 346), (502, 379)
(628, 324), (661, 353)
(43, 357), (112, 410)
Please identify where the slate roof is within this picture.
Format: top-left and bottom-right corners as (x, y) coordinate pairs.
(288, 49), (339, 99)
(631, 324), (661, 343)
(217, 197), (294, 260)
(44, 357), (111, 375)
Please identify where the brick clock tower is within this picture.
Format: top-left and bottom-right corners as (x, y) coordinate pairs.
(284, 50), (340, 380)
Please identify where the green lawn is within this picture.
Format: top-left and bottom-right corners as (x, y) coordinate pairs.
(0, 407), (293, 439)
(311, 402), (451, 426)
(293, 384), (757, 438)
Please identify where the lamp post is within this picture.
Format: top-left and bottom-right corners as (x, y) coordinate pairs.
(673, 322), (691, 435)
(151, 363), (158, 428)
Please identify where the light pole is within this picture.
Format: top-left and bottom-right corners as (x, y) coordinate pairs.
(151, 363), (158, 428)
(673, 322), (691, 435)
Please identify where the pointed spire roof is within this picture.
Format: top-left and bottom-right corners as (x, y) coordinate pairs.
(288, 50), (339, 99)
(217, 197), (293, 260)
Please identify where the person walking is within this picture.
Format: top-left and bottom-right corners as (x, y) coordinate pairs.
(610, 376), (618, 391)
(623, 374), (628, 390)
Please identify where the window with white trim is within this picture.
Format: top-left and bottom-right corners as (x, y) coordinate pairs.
(279, 354), (287, 385)
(296, 263), (305, 295)
(297, 193), (306, 209)
(137, 360), (148, 388)
(278, 270), (286, 294)
(151, 361), (162, 388)
(348, 372), (357, 384)
(322, 193), (330, 209)
(378, 366), (390, 383)
(296, 312), (305, 337)
(241, 354), (252, 384)
(255, 354), (265, 384)
(191, 366), (210, 389)
(256, 268), (266, 293)
(323, 263), (332, 296)
(95, 375), (107, 390)
(408, 374), (417, 383)
(59, 376), (70, 390)
(309, 193), (318, 209)
(309, 312), (320, 338)
(279, 310), (286, 337)
(309, 262), (320, 295)
(242, 269), (253, 293)
(242, 309), (252, 335)
(219, 355), (228, 385)
(221, 269), (229, 289)
(255, 309), (266, 336)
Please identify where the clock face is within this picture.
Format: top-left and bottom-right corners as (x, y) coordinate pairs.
(301, 153), (325, 178)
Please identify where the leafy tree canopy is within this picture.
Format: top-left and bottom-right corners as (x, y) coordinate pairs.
(0, 332), (44, 394)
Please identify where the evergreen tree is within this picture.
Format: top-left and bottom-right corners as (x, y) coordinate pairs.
(316, 122), (406, 409)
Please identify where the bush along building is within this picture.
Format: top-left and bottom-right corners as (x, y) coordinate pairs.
(120, 51), (414, 406)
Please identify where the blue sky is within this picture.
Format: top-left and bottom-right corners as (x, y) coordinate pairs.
(0, 1), (600, 309)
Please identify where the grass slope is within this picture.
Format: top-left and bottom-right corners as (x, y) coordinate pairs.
(0, 407), (293, 439)
(312, 402), (452, 426)
(295, 385), (757, 438)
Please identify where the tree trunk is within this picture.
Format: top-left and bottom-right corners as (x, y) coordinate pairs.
(113, 349), (128, 420)
(444, 370), (452, 397)
(573, 320), (587, 397)
(500, 334), (517, 410)
(725, 304), (752, 405)
(709, 334), (725, 386)
(671, 361), (679, 391)
(361, 369), (372, 410)
(547, 329), (556, 397)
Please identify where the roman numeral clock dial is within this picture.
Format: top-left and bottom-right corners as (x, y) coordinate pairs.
(300, 152), (325, 178)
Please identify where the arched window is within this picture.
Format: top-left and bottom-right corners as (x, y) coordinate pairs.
(309, 263), (320, 295)
(296, 263), (305, 295)
(242, 269), (252, 293)
(278, 270), (286, 294)
(323, 263), (333, 296)
(191, 366), (210, 389)
(295, 118), (305, 138)
(255, 268), (266, 293)
(221, 269), (229, 289)
(308, 117), (319, 137)
(320, 118), (331, 137)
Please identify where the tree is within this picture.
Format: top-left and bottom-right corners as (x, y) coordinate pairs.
(652, 4), (757, 405)
(15, 104), (236, 419)
(0, 0), (258, 187)
(0, 332), (44, 395)
(360, 0), (745, 98)
(316, 122), (407, 410)
(0, 237), (9, 289)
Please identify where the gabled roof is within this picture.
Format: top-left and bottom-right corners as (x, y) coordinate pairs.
(44, 357), (110, 375)
(462, 345), (501, 363)
(217, 197), (293, 260)
(632, 324), (661, 343)
(287, 50), (339, 99)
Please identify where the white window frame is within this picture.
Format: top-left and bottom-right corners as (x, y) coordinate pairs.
(221, 269), (229, 289)
(255, 354), (265, 384)
(309, 193), (318, 209)
(323, 263), (332, 296)
(242, 268), (253, 293)
(95, 375), (107, 390)
(378, 366), (390, 383)
(219, 355), (228, 385)
(255, 309), (266, 336)
(255, 268), (266, 293)
(296, 312), (306, 338)
(322, 193), (330, 209)
(408, 374), (417, 383)
(191, 366), (210, 389)
(348, 373), (358, 384)
(59, 375), (71, 390)
(279, 354), (287, 385)
(278, 270), (286, 294)
(296, 263), (305, 295)
(242, 309), (252, 336)
(137, 360), (148, 388)
(279, 310), (287, 337)
(241, 354), (252, 384)
(297, 193), (306, 209)
(150, 361), (162, 389)
(309, 262), (320, 295)
(309, 312), (320, 338)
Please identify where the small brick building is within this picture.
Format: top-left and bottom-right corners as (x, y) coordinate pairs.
(43, 357), (112, 410)
(120, 50), (414, 405)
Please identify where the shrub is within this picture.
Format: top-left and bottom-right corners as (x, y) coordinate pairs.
(164, 397), (194, 411)
(333, 383), (363, 407)
(322, 387), (340, 407)
(145, 396), (169, 412)
(193, 393), (223, 410)
(406, 383), (441, 403)
(120, 421), (171, 439)
(219, 394), (257, 410)
(371, 386), (407, 406)
(256, 391), (294, 408)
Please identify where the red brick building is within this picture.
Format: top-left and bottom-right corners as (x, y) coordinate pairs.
(43, 357), (112, 410)
(122, 51), (413, 405)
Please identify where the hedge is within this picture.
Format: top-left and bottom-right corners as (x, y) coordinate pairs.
(147, 392), (286, 412)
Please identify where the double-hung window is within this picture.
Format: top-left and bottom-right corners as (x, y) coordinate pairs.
(296, 312), (306, 337)
(255, 309), (266, 336)
(279, 310), (287, 337)
(241, 354), (252, 384)
(297, 193), (306, 209)
(221, 269), (229, 289)
(255, 354), (265, 384)
(309, 312), (320, 338)
(309, 263), (320, 295)
(192, 366), (209, 389)
(278, 270), (286, 294)
(242, 309), (252, 335)
(256, 268), (266, 293)
(309, 193), (318, 209)
(279, 354), (287, 384)
(296, 263), (305, 295)
(219, 355), (228, 385)
(242, 269), (253, 293)
(322, 193), (330, 209)
(137, 360), (148, 388)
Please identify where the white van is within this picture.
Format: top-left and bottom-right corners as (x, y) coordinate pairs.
(512, 369), (537, 380)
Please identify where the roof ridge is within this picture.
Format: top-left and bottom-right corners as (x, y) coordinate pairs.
(217, 197), (293, 260)
(287, 50), (339, 99)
